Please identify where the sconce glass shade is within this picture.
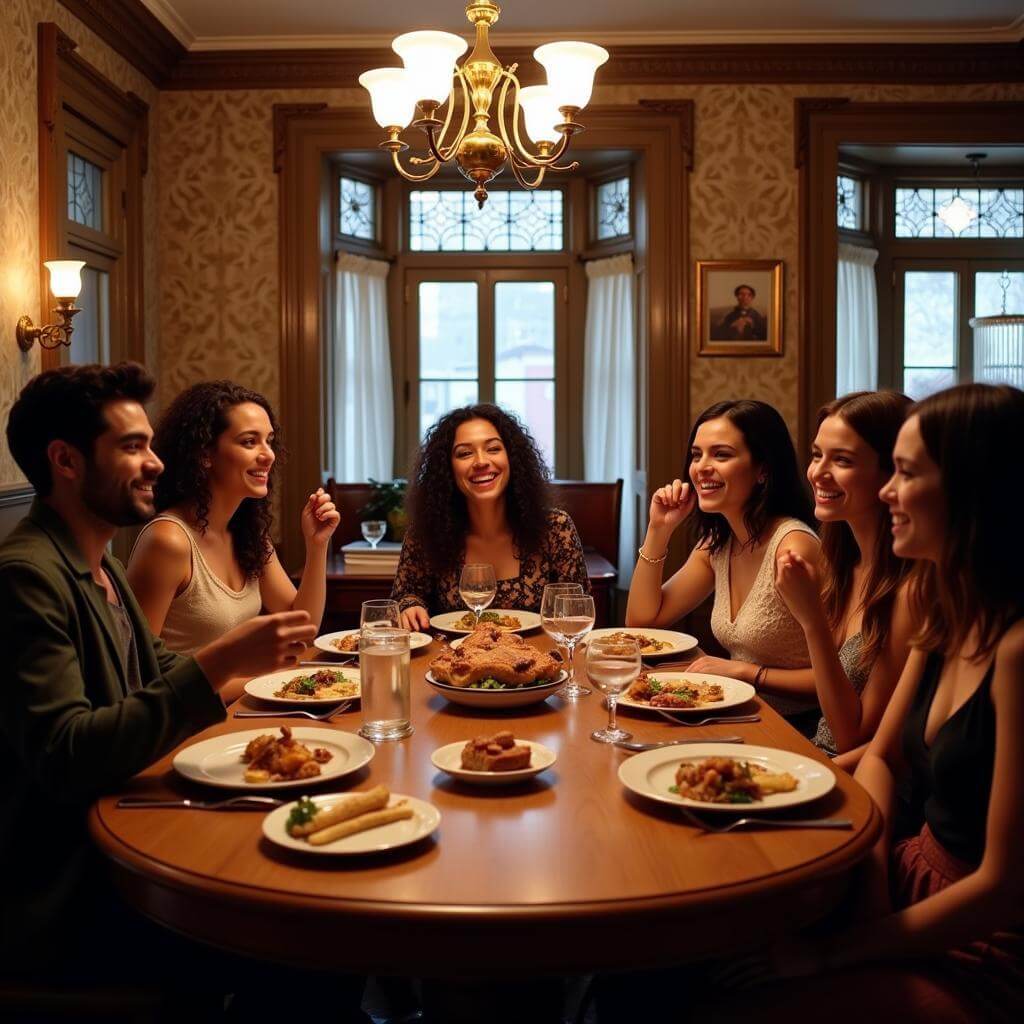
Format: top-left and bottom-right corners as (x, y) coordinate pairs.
(937, 195), (977, 235)
(392, 31), (468, 105)
(359, 68), (417, 129)
(45, 260), (85, 300)
(533, 41), (609, 110)
(518, 85), (562, 145)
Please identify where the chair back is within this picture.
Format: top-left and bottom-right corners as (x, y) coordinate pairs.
(324, 480), (376, 549)
(550, 479), (623, 570)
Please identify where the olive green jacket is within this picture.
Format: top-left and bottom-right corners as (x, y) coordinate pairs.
(0, 500), (225, 967)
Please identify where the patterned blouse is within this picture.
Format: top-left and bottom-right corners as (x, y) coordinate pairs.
(391, 508), (591, 615)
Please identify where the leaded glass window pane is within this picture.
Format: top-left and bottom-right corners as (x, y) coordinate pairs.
(409, 190), (563, 252)
(837, 175), (860, 230)
(894, 187), (1024, 238)
(596, 177), (630, 239)
(339, 176), (376, 240)
(67, 152), (102, 230)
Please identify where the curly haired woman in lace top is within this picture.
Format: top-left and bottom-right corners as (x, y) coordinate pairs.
(392, 404), (589, 630)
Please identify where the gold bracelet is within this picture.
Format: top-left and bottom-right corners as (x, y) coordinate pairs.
(637, 545), (668, 565)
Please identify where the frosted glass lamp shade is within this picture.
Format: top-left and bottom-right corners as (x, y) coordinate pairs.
(533, 41), (609, 110)
(392, 31), (468, 105)
(359, 68), (416, 129)
(937, 195), (977, 235)
(518, 85), (562, 144)
(44, 260), (85, 300)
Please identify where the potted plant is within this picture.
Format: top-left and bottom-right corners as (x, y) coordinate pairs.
(360, 478), (408, 540)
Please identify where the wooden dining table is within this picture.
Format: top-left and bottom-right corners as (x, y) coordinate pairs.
(89, 634), (881, 978)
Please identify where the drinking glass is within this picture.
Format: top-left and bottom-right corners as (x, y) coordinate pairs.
(360, 599), (401, 631)
(459, 563), (497, 625)
(358, 627), (413, 742)
(586, 636), (640, 743)
(360, 519), (386, 549)
(551, 593), (595, 699)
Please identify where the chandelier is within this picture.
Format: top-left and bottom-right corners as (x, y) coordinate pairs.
(359, 1), (608, 208)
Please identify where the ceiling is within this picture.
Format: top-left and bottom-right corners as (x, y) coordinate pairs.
(841, 144), (1024, 167)
(141, 0), (1024, 50)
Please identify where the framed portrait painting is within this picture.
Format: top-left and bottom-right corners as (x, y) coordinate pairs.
(696, 259), (783, 356)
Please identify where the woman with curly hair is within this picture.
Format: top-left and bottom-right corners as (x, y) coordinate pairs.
(127, 381), (339, 662)
(392, 404), (589, 630)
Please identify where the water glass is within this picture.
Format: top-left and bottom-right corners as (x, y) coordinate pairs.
(360, 599), (401, 631)
(586, 636), (640, 743)
(459, 563), (497, 624)
(361, 520), (386, 549)
(358, 627), (413, 742)
(551, 593), (595, 700)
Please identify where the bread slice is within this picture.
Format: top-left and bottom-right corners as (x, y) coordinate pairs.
(460, 731), (532, 772)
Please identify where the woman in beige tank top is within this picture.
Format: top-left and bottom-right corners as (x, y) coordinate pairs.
(127, 382), (339, 687)
(625, 399), (821, 732)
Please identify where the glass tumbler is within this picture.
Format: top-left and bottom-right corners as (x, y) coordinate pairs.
(358, 627), (413, 742)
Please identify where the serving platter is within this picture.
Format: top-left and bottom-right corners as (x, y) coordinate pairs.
(429, 609), (541, 635)
(424, 669), (567, 708)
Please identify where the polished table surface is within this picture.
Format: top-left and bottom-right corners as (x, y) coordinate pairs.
(90, 635), (881, 977)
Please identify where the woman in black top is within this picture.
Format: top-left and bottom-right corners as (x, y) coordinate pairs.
(707, 384), (1024, 1023)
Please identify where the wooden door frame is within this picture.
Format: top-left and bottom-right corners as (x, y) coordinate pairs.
(276, 101), (692, 569)
(797, 99), (1024, 455)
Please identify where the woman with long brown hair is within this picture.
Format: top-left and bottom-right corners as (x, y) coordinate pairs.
(775, 391), (914, 766)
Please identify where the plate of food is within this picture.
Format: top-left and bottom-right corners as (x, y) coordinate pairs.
(314, 629), (433, 655)
(430, 733), (557, 786)
(587, 628), (698, 658)
(617, 671), (755, 715)
(243, 667), (360, 707)
(618, 742), (836, 813)
(172, 726), (374, 790)
(429, 609), (541, 634)
(426, 627), (566, 707)
(263, 784), (440, 855)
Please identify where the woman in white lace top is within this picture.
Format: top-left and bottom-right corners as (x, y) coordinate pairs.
(625, 399), (821, 733)
(775, 390), (915, 768)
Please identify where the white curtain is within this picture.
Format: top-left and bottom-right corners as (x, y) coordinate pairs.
(583, 253), (636, 585)
(836, 242), (879, 396)
(333, 251), (393, 481)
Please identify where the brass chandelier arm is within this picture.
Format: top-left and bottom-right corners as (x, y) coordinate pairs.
(497, 68), (573, 169)
(426, 71), (471, 164)
(390, 147), (443, 182)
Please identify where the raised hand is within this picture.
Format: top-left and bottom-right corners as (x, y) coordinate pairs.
(774, 551), (824, 628)
(301, 487), (340, 547)
(648, 479), (696, 534)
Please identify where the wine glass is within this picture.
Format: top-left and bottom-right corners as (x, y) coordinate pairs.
(551, 593), (595, 700)
(586, 636), (640, 743)
(360, 599), (401, 631)
(459, 563), (497, 626)
(361, 519), (386, 549)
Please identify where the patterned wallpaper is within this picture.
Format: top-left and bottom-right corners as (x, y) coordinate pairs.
(0, 0), (159, 487)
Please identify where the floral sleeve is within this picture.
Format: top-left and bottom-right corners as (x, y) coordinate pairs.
(546, 509), (591, 594)
(391, 533), (435, 612)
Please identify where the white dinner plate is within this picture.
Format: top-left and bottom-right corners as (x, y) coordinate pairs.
(244, 667), (361, 707)
(429, 609), (542, 634)
(424, 670), (567, 709)
(430, 740), (557, 786)
(587, 627), (698, 659)
(314, 629), (433, 655)
(616, 672), (755, 715)
(618, 742), (836, 813)
(173, 728), (374, 790)
(262, 792), (440, 855)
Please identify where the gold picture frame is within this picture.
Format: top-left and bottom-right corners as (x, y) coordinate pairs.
(696, 259), (783, 356)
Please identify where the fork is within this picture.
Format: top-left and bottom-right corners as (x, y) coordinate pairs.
(677, 806), (853, 832)
(655, 711), (761, 727)
(117, 795), (283, 811)
(234, 700), (352, 721)
(614, 736), (744, 751)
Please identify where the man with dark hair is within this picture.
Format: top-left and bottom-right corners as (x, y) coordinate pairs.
(0, 365), (323, 990)
(710, 283), (768, 341)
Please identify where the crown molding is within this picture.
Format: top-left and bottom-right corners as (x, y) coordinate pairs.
(165, 42), (1024, 91)
(58, 0), (185, 85)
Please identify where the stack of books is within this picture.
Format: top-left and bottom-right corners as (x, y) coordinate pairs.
(341, 540), (402, 575)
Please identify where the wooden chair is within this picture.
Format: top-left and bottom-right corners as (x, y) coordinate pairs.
(550, 479), (623, 573)
(324, 480), (376, 549)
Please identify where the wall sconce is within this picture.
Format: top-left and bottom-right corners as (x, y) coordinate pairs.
(16, 260), (85, 352)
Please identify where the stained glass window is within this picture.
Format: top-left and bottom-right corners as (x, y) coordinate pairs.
(67, 152), (102, 230)
(596, 177), (630, 239)
(894, 187), (1024, 238)
(836, 175), (860, 231)
(339, 176), (376, 240)
(409, 190), (563, 252)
